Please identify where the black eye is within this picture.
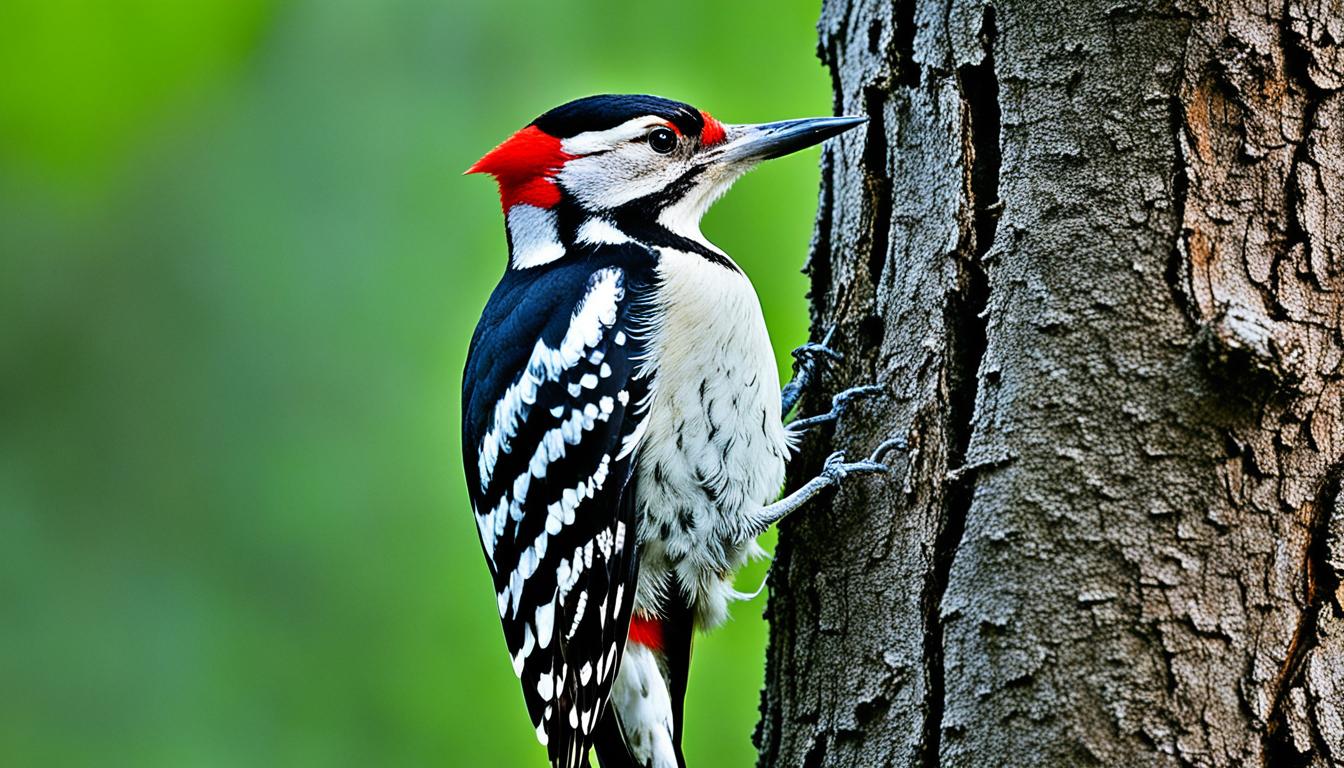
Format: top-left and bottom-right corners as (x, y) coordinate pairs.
(647, 127), (677, 154)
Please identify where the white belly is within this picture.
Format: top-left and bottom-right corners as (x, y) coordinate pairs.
(633, 248), (792, 629)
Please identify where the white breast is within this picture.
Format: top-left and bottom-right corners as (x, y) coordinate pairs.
(633, 248), (792, 629)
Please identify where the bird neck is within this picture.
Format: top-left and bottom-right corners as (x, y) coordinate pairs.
(503, 200), (739, 274)
(505, 203), (566, 270)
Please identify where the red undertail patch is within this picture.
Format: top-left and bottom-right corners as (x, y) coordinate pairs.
(467, 125), (574, 210)
(628, 614), (664, 652)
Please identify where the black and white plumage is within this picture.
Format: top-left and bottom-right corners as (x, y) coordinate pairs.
(464, 249), (657, 767)
(463, 94), (881, 768)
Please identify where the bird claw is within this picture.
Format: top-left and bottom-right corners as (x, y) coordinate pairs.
(831, 384), (885, 411)
(821, 450), (890, 483)
(782, 333), (844, 417)
(790, 324), (843, 377)
(821, 437), (909, 484)
(867, 436), (908, 463)
(790, 340), (843, 374)
(746, 434), (911, 536)
(789, 383), (887, 432)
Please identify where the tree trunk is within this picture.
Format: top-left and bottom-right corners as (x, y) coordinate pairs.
(756, 1), (1344, 766)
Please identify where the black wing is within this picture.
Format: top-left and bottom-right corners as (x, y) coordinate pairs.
(463, 247), (656, 768)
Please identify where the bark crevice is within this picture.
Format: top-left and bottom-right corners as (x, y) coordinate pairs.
(862, 82), (893, 304)
(1265, 464), (1344, 766)
(921, 8), (999, 767)
(1280, 0), (1326, 306)
(806, 146), (837, 304)
(802, 733), (830, 768)
(1166, 92), (1198, 333)
(893, 0), (922, 87)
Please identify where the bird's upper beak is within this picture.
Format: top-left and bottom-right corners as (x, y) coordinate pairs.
(705, 115), (867, 166)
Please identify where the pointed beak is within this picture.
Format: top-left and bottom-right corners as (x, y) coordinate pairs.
(709, 115), (867, 165)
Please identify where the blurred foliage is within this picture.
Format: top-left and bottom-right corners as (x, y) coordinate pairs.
(0, 0), (831, 765)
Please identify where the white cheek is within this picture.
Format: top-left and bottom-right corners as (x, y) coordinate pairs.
(558, 149), (687, 211)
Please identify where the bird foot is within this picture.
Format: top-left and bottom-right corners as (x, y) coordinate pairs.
(780, 328), (844, 416)
(819, 436), (907, 481)
(741, 436), (907, 539)
(791, 339), (843, 376)
(789, 384), (886, 432)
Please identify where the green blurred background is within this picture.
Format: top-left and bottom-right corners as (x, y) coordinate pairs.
(0, 1), (831, 765)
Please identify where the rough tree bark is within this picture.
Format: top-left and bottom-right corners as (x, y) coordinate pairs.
(757, 1), (1344, 766)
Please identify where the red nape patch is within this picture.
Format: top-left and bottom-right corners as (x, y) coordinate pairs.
(628, 614), (663, 652)
(699, 110), (727, 146)
(466, 125), (574, 211)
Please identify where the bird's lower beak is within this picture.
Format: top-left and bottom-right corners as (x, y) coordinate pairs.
(710, 115), (867, 165)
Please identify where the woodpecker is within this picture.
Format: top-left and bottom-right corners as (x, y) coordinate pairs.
(463, 94), (893, 768)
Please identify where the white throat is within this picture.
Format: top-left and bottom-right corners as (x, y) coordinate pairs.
(654, 170), (746, 256)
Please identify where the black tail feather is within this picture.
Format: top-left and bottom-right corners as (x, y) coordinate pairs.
(663, 593), (694, 768)
(592, 706), (640, 768)
(592, 590), (696, 768)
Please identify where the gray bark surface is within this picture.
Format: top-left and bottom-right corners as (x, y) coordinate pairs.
(756, 1), (1344, 766)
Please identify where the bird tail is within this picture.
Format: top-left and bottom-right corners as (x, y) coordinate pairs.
(593, 596), (694, 768)
(663, 596), (692, 768)
(591, 707), (640, 768)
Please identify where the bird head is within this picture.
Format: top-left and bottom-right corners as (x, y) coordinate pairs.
(468, 94), (865, 266)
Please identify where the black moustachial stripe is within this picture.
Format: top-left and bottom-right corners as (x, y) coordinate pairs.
(548, 167), (740, 273)
(608, 166), (741, 272)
